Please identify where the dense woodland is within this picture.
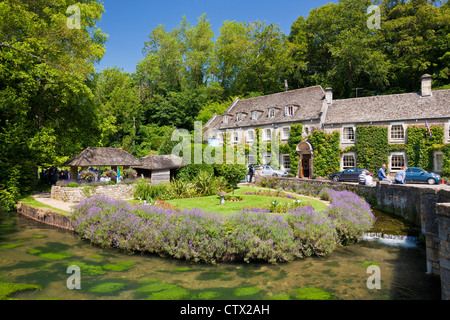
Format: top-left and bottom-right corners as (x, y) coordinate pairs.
(0, 0), (449, 208)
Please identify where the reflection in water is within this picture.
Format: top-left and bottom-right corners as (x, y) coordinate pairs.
(0, 212), (441, 300)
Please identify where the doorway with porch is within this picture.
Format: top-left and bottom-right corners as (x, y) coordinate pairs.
(296, 141), (314, 179)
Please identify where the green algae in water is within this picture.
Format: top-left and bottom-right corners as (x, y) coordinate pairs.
(64, 261), (106, 276)
(89, 282), (125, 294)
(0, 243), (22, 249)
(267, 294), (291, 300)
(102, 261), (136, 272)
(195, 291), (221, 300)
(196, 271), (224, 281)
(88, 255), (103, 259)
(360, 261), (379, 268)
(0, 283), (42, 300)
(234, 286), (261, 297)
(27, 249), (42, 255)
(289, 287), (337, 300)
(38, 251), (73, 261)
(139, 278), (159, 284)
(136, 282), (178, 293)
(146, 286), (190, 300)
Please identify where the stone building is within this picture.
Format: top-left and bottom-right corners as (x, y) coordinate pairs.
(204, 74), (450, 178)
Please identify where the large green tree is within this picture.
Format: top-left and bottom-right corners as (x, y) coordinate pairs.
(0, 0), (107, 208)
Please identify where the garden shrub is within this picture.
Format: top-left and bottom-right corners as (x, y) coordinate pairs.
(68, 182), (79, 188)
(286, 206), (339, 257)
(72, 188), (375, 264)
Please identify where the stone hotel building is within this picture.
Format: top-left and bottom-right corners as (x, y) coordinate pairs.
(204, 75), (450, 178)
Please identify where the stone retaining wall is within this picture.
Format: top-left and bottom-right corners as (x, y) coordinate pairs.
(436, 203), (450, 300)
(17, 202), (74, 231)
(51, 184), (136, 203)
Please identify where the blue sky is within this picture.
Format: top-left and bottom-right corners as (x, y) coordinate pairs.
(95, 0), (337, 74)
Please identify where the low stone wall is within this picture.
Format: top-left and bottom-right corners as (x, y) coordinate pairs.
(436, 203), (450, 300)
(17, 202), (74, 231)
(51, 184), (136, 203)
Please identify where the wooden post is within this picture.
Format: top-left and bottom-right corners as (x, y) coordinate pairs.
(70, 167), (78, 182)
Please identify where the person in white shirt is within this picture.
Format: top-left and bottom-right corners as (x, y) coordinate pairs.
(365, 171), (375, 186)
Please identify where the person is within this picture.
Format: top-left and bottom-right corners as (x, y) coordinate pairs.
(248, 164), (255, 184)
(365, 171), (375, 186)
(395, 166), (407, 184)
(359, 170), (367, 185)
(378, 164), (392, 184)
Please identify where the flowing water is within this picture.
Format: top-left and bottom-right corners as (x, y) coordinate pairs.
(0, 210), (441, 300)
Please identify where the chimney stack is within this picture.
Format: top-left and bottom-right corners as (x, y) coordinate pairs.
(421, 74), (432, 97)
(325, 88), (333, 104)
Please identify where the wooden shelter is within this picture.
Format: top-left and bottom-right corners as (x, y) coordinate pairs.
(62, 147), (142, 181)
(134, 154), (184, 184)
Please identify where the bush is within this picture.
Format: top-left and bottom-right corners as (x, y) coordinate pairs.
(71, 189), (375, 264)
(79, 170), (96, 183)
(68, 182), (79, 188)
(324, 189), (375, 245)
(122, 168), (138, 180)
(287, 206), (338, 257)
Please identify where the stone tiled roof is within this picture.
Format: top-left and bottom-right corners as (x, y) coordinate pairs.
(325, 90), (450, 125)
(135, 154), (184, 170)
(205, 86), (326, 130)
(62, 147), (142, 167)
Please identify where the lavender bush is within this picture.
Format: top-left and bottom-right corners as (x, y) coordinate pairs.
(286, 206), (339, 257)
(323, 189), (375, 244)
(71, 188), (375, 264)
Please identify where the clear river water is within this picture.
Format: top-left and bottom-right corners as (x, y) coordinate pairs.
(0, 210), (441, 300)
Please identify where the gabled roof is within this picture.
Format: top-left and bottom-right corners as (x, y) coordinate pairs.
(205, 86), (326, 130)
(325, 90), (450, 125)
(62, 147), (142, 167)
(134, 154), (184, 170)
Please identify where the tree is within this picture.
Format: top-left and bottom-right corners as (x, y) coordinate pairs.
(0, 0), (107, 208)
(92, 67), (141, 153)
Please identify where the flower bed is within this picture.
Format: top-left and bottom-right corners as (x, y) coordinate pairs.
(71, 189), (375, 264)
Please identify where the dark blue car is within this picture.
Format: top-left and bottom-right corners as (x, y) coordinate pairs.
(405, 167), (441, 185)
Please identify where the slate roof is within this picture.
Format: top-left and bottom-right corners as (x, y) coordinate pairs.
(205, 86), (326, 130)
(62, 147), (142, 167)
(325, 90), (450, 124)
(135, 154), (184, 170)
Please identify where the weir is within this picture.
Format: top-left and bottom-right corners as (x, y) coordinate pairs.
(255, 174), (450, 300)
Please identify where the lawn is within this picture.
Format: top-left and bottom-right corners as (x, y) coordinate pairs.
(18, 196), (69, 216)
(164, 186), (328, 215)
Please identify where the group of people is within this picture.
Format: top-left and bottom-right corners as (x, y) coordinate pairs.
(39, 167), (69, 186)
(378, 164), (408, 185)
(359, 164), (408, 186)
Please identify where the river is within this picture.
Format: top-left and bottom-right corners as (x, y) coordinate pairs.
(0, 210), (441, 300)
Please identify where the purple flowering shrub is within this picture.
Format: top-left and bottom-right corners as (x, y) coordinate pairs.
(71, 188), (375, 264)
(286, 206), (338, 257)
(324, 189), (375, 245)
(226, 209), (301, 263)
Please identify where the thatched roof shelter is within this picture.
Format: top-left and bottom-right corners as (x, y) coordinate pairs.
(62, 147), (142, 167)
(134, 154), (185, 170)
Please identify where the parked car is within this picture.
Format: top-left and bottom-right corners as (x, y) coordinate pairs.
(405, 167), (441, 185)
(329, 168), (372, 182)
(261, 165), (288, 177)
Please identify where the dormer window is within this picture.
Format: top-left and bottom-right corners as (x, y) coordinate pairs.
(285, 106), (294, 117)
(251, 111), (259, 120)
(223, 115), (229, 124)
(236, 113), (244, 122)
(268, 108), (275, 118)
